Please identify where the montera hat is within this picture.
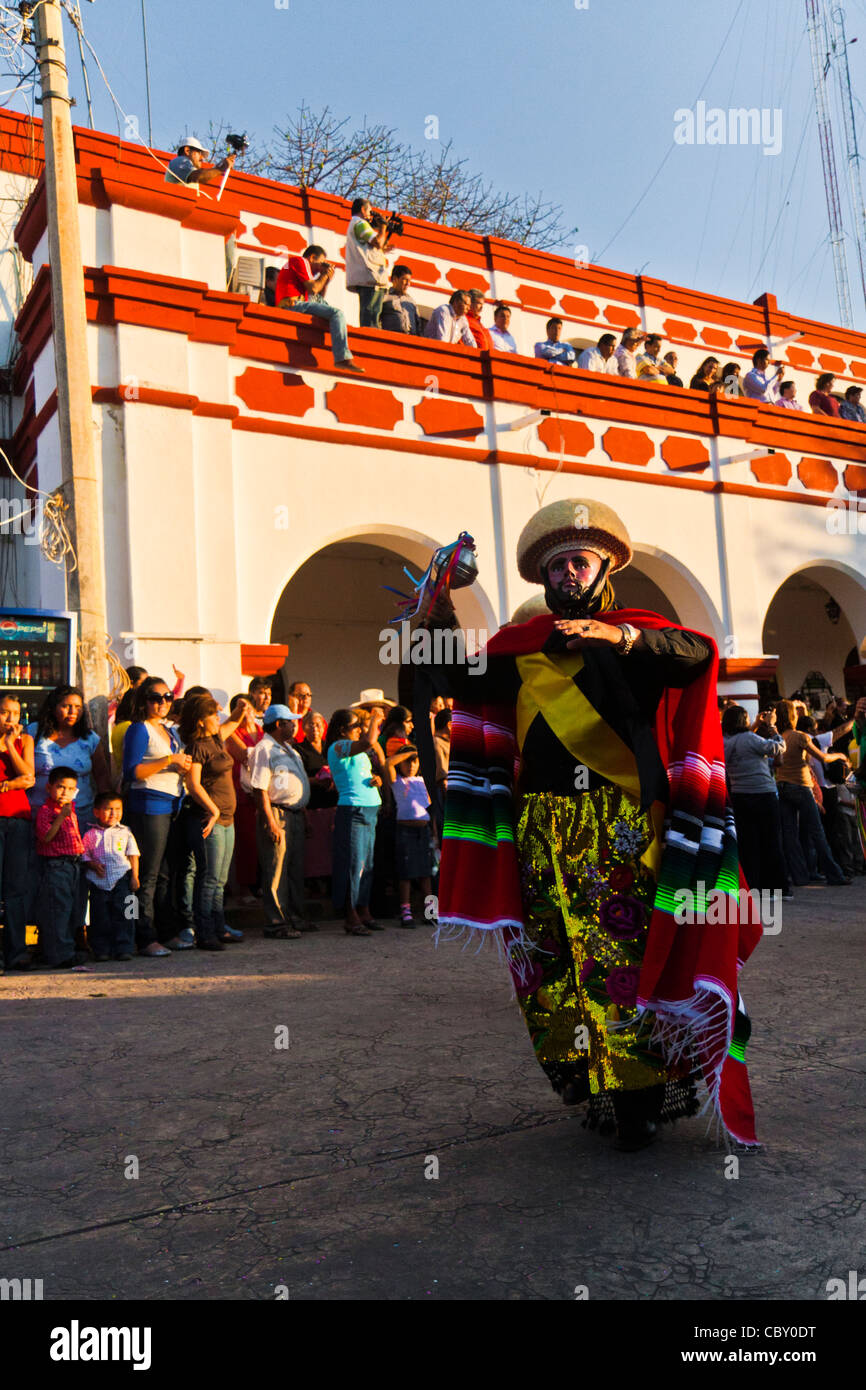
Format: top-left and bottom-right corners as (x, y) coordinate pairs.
(516, 498), (633, 583)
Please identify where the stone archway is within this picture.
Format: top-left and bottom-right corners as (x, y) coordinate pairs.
(762, 561), (866, 701)
(269, 529), (497, 718)
(622, 545), (724, 639)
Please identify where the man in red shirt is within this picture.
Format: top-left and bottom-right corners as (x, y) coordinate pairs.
(275, 245), (364, 373)
(35, 766), (87, 968)
(466, 289), (491, 350)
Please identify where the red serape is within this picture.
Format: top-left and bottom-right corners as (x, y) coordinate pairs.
(439, 609), (761, 1146)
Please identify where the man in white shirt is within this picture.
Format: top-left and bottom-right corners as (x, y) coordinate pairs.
(248, 705), (311, 938)
(424, 291), (476, 346)
(534, 318), (576, 366)
(743, 348), (783, 403)
(578, 333), (619, 374)
(489, 303), (518, 353)
(345, 198), (393, 328)
(614, 328), (645, 378)
(775, 380), (805, 411)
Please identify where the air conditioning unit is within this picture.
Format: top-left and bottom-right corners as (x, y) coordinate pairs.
(231, 256), (266, 298)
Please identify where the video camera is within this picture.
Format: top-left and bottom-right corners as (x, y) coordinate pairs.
(225, 133), (249, 156)
(370, 210), (404, 238)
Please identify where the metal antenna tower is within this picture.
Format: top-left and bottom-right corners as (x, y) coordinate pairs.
(829, 6), (866, 318)
(806, 0), (854, 326)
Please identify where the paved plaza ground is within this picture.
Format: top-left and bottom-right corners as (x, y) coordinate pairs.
(1, 882), (864, 1302)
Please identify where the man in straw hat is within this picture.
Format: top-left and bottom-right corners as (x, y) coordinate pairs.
(405, 498), (760, 1151)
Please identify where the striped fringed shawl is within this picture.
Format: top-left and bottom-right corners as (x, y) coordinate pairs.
(438, 609), (761, 1147)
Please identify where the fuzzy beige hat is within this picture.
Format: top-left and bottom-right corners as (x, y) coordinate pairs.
(516, 498), (632, 583)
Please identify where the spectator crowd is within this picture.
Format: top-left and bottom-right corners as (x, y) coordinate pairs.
(0, 670), (455, 970)
(256, 194), (866, 423)
(0, 660), (863, 972)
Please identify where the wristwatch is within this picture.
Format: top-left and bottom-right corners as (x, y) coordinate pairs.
(616, 623), (640, 656)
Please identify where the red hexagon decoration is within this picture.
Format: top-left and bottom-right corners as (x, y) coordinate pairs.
(797, 456), (839, 492)
(414, 397), (484, 437)
(660, 436), (710, 471)
(601, 427), (655, 467)
(234, 367), (315, 417)
(538, 417), (595, 456)
(325, 383), (404, 430)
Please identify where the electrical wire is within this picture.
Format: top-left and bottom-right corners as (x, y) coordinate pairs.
(595, 0), (746, 263)
(58, 2), (216, 196)
(747, 107), (812, 298)
(0, 442), (77, 571)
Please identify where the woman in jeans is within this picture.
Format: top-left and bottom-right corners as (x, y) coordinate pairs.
(722, 705), (788, 896)
(0, 692), (35, 969)
(775, 700), (850, 887)
(179, 693), (249, 950)
(325, 706), (385, 935)
(225, 693), (263, 904)
(123, 676), (192, 957)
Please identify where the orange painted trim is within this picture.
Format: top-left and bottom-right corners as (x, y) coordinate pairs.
(719, 657), (780, 680)
(92, 385), (199, 411)
(9, 105), (866, 364)
(240, 642), (289, 676)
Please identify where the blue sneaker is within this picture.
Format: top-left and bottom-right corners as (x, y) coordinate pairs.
(221, 924), (244, 942)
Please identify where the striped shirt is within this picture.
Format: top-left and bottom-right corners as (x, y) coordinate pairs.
(82, 824), (140, 889)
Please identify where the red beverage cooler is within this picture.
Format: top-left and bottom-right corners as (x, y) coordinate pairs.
(0, 608), (77, 726)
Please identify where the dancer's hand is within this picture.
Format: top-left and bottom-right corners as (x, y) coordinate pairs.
(554, 618), (624, 649)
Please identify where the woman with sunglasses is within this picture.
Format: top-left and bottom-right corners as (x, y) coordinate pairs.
(123, 676), (193, 957)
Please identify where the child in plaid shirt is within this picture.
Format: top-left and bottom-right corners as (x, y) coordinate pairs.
(35, 765), (85, 968)
(81, 792), (140, 961)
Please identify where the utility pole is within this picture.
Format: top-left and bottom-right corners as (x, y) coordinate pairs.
(32, 0), (109, 706)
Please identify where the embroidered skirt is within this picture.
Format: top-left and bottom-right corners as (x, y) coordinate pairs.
(514, 786), (696, 1121)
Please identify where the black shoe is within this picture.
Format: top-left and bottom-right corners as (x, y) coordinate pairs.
(362, 919), (384, 931)
(197, 938), (226, 952)
(614, 1120), (658, 1152)
(612, 1087), (663, 1151)
(56, 951), (89, 969)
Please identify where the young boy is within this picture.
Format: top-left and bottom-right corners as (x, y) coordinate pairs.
(388, 750), (435, 927)
(81, 792), (140, 961)
(35, 765), (86, 968)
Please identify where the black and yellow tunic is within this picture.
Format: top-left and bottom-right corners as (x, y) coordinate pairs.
(403, 623), (711, 1111)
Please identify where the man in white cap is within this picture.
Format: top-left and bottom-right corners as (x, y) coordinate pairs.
(247, 705), (311, 938)
(404, 498), (761, 1152)
(164, 136), (236, 187)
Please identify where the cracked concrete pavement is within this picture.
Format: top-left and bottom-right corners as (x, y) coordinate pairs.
(1, 881), (864, 1301)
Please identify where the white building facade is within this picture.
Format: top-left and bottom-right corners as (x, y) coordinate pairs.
(1, 110), (865, 717)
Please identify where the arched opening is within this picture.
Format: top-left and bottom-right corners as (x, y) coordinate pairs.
(270, 534), (496, 718)
(762, 563), (866, 704)
(613, 566), (680, 622)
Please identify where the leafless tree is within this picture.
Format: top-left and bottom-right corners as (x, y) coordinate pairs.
(261, 104), (574, 251)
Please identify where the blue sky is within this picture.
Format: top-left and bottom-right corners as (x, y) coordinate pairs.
(17, 0), (866, 329)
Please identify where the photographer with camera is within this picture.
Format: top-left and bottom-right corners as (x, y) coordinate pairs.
(742, 348), (783, 404)
(275, 246), (364, 374)
(345, 198), (401, 329)
(164, 135), (237, 187)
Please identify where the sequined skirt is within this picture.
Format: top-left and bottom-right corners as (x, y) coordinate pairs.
(515, 786), (690, 1111)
